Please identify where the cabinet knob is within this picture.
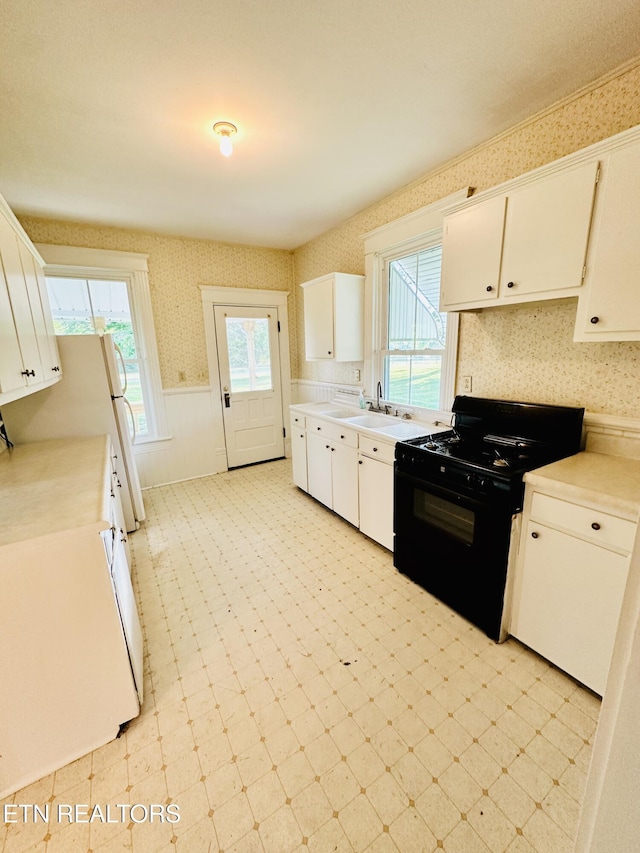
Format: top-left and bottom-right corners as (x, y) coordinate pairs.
(486, 286), (493, 292)
(340, 435), (345, 439)
(331, 447), (335, 452)
(358, 460), (363, 464)
(507, 281), (515, 288)
(372, 447), (378, 452)
(317, 426), (321, 430)
(325, 444), (330, 449)
(531, 531), (539, 539)
(591, 522), (601, 531)
(328, 350), (332, 355)
(590, 316), (599, 324)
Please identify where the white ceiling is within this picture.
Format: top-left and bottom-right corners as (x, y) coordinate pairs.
(2, 1), (640, 250)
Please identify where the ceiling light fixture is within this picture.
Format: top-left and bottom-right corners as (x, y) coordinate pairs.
(213, 121), (237, 157)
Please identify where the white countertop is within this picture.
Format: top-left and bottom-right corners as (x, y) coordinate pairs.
(524, 451), (640, 520)
(0, 436), (111, 547)
(290, 401), (449, 441)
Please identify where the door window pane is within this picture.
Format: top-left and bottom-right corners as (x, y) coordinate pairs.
(225, 317), (272, 392)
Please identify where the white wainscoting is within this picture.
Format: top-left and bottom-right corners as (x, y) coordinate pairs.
(134, 381), (355, 488)
(133, 387), (220, 488)
(132, 382), (640, 488)
(292, 380), (362, 405)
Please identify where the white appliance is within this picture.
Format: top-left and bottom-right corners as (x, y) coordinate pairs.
(2, 334), (145, 532)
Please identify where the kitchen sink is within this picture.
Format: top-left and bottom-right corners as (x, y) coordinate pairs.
(320, 410), (359, 419)
(343, 414), (392, 428)
(377, 422), (430, 439)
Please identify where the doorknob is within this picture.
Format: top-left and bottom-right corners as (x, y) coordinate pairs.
(223, 386), (231, 408)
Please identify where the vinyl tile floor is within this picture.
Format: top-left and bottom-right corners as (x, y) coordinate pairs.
(1, 459), (601, 853)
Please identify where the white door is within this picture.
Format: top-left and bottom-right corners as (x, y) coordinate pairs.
(214, 305), (285, 468)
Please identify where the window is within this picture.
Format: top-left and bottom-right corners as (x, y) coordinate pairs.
(47, 276), (151, 437)
(225, 316), (272, 392)
(34, 244), (167, 442)
(364, 190), (466, 415)
(383, 243), (448, 409)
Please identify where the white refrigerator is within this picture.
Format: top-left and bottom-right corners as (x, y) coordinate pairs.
(2, 334), (145, 532)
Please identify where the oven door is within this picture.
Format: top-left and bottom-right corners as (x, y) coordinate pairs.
(393, 467), (514, 641)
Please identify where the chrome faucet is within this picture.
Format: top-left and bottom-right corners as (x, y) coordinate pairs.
(367, 381), (391, 414)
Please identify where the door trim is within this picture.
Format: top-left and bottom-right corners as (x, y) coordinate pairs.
(201, 287), (292, 473)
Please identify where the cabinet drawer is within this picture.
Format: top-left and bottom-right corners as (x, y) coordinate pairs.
(359, 436), (394, 464)
(530, 492), (636, 553)
(307, 417), (358, 447)
(290, 412), (306, 429)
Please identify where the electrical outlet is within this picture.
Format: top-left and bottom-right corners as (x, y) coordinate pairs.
(462, 375), (472, 393)
(354, 369), (361, 381)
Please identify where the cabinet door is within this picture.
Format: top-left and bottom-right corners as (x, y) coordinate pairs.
(303, 278), (334, 359)
(307, 432), (333, 508)
(17, 241), (59, 382)
(111, 532), (144, 702)
(32, 255), (61, 379)
(512, 521), (629, 695)
(333, 275), (364, 361)
(500, 160), (598, 298)
(0, 255), (26, 396)
(440, 195), (506, 309)
(575, 143), (640, 339)
(331, 443), (358, 527)
(291, 429), (308, 491)
(0, 218), (43, 385)
(358, 455), (394, 550)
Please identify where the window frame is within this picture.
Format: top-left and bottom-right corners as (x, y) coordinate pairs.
(363, 189), (469, 418)
(35, 244), (168, 442)
(378, 236), (455, 411)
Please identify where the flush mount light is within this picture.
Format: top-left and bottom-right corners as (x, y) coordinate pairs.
(213, 121), (237, 157)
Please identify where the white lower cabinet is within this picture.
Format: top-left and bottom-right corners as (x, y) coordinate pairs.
(511, 490), (635, 695)
(358, 443), (394, 550)
(291, 425), (308, 491)
(290, 407), (399, 550)
(306, 428), (359, 527)
(0, 436), (142, 799)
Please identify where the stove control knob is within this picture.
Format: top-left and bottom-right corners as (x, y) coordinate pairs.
(478, 478), (489, 488)
(466, 473), (475, 485)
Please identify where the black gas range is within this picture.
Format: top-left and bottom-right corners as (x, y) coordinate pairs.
(393, 396), (584, 641)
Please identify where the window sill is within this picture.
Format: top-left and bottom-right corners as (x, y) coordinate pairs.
(132, 434), (173, 449)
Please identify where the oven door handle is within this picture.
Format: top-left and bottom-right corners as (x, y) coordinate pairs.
(394, 466), (487, 511)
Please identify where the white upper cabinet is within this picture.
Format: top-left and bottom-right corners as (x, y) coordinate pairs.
(440, 196), (506, 307)
(574, 136), (640, 341)
(301, 272), (364, 361)
(441, 160), (599, 311)
(0, 194), (61, 405)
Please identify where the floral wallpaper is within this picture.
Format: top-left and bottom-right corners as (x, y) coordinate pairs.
(17, 218), (295, 390)
(293, 60), (640, 417)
